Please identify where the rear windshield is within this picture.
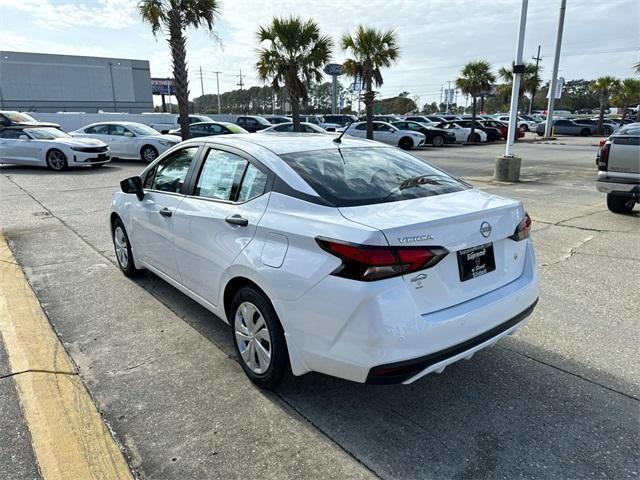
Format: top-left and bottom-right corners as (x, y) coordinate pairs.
(279, 147), (470, 207)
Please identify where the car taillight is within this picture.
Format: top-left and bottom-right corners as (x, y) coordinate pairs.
(509, 212), (532, 241)
(597, 142), (611, 171)
(316, 237), (448, 281)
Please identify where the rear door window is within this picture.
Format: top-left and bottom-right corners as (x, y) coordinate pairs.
(195, 149), (247, 201)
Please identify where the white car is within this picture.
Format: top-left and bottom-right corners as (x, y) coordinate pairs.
(70, 122), (180, 162)
(437, 122), (488, 143)
(0, 126), (110, 170)
(494, 115), (538, 132)
(341, 121), (425, 149)
(110, 134), (539, 388)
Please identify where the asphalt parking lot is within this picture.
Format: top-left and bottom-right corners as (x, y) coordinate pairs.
(1, 136), (638, 479)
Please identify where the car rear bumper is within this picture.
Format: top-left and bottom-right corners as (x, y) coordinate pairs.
(596, 178), (640, 199)
(279, 240), (539, 383)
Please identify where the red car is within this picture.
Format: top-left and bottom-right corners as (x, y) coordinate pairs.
(479, 120), (524, 139)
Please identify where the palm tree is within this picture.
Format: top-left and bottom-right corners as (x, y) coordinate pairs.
(634, 62), (640, 74)
(256, 17), (333, 132)
(138, 0), (220, 140)
(456, 60), (495, 142)
(342, 26), (399, 139)
(611, 78), (640, 122)
(591, 76), (621, 133)
(498, 62), (541, 114)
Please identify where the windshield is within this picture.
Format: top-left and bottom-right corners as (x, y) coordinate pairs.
(26, 128), (71, 140)
(224, 123), (248, 133)
(5, 112), (38, 122)
(128, 123), (160, 136)
(280, 147), (469, 207)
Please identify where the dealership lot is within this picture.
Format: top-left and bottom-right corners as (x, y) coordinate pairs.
(1, 137), (638, 479)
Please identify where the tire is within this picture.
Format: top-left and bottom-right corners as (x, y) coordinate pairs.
(431, 135), (445, 147)
(140, 145), (159, 163)
(398, 137), (414, 150)
(467, 133), (481, 143)
(520, 124), (529, 132)
(46, 149), (68, 171)
(537, 131), (544, 136)
(112, 218), (142, 277)
(607, 194), (635, 214)
(230, 286), (288, 389)
(602, 126), (612, 136)
(579, 128), (590, 137)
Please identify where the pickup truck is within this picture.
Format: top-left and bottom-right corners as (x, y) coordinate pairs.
(596, 124), (640, 213)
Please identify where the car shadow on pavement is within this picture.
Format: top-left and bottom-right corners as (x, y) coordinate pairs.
(0, 163), (131, 175)
(132, 272), (638, 480)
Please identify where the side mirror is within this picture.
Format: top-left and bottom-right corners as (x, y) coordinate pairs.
(19, 135), (29, 140)
(124, 131), (134, 137)
(120, 176), (144, 201)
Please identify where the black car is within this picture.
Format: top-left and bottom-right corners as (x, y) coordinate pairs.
(455, 119), (502, 142)
(391, 120), (456, 147)
(263, 115), (291, 124)
(235, 115), (271, 132)
(0, 110), (60, 129)
(322, 114), (358, 127)
(168, 121), (248, 137)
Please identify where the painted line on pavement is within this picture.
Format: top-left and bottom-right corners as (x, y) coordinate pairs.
(0, 232), (133, 480)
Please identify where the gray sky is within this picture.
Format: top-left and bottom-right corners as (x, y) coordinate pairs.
(1, 0), (638, 106)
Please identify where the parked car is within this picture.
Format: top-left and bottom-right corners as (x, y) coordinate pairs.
(0, 126), (110, 170)
(536, 119), (597, 136)
(478, 120), (525, 140)
(111, 134), (539, 388)
(423, 115), (447, 123)
(372, 115), (403, 123)
(0, 110), (60, 129)
(494, 115), (537, 132)
(595, 126), (639, 213)
(300, 115), (341, 131)
(404, 115), (437, 125)
(262, 115), (290, 125)
(342, 121), (425, 149)
(391, 120), (456, 147)
(235, 115), (272, 133)
(571, 118), (618, 136)
(434, 122), (488, 143)
(168, 121), (248, 138)
(439, 115), (462, 122)
(70, 121), (180, 162)
(260, 122), (329, 134)
(322, 114), (358, 127)
(455, 120), (503, 142)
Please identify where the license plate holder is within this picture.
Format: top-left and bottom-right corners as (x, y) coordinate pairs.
(457, 243), (496, 282)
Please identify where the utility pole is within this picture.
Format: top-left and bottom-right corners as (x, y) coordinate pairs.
(107, 62), (117, 111)
(495, 0), (528, 182)
(198, 66), (205, 97)
(440, 84), (443, 109)
(530, 45), (542, 114)
(212, 71), (222, 114)
(445, 80), (452, 113)
(544, 0), (566, 138)
(237, 69), (246, 114)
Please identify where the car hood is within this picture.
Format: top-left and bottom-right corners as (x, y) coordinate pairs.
(141, 134), (181, 142)
(53, 137), (108, 147)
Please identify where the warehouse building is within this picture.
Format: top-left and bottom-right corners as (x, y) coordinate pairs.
(0, 51), (153, 113)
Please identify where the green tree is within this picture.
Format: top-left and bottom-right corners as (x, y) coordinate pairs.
(591, 76), (621, 133)
(342, 26), (399, 139)
(498, 62), (541, 114)
(612, 78), (640, 122)
(456, 60), (495, 142)
(138, 0), (220, 140)
(255, 16), (333, 131)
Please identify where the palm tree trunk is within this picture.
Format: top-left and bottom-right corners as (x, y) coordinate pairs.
(364, 63), (374, 140)
(470, 96), (477, 142)
(597, 97), (605, 134)
(167, 11), (190, 140)
(291, 94), (301, 132)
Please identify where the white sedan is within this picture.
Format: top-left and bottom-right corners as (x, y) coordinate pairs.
(111, 134), (538, 388)
(70, 121), (180, 162)
(341, 121), (425, 149)
(436, 122), (488, 143)
(0, 126), (110, 170)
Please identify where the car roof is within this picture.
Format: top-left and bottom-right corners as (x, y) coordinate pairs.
(82, 121), (150, 126)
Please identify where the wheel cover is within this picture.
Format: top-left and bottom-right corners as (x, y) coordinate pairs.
(234, 301), (272, 375)
(142, 147), (158, 162)
(433, 136), (443, 146)
(48, 151), (66, 170)
(113, 226), (129, 268)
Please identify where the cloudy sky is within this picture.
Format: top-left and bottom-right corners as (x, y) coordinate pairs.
(1, 0), (638, 106)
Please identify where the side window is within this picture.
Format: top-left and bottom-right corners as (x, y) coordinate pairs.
(149, 146), (199, 193)
(109, 124), (130, 136)
(86, 124), (109, 134)
(355, 124), (367, 131)
(0, 129), (23, 139)
(190, 124), (209, 135)
(209, 124), (224, 135)
(195, 149), (247, 201)
(245, 118), (258, 128)
(237, 164), (268, 202)
(237, 117), (246, 126)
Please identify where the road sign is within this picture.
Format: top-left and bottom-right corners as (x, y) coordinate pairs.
(546, 77), (564, 99)
(151, 78), (175, 95)
(323, 63), (344, 76)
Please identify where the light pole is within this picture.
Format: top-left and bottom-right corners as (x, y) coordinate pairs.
(495, 0), (528, 182)
(544, 0), (566, 138)
(213, 71), (221, 114)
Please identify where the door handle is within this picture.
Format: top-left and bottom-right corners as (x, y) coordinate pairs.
(225, 214), (248, 227)
(158, 207), (173, 218)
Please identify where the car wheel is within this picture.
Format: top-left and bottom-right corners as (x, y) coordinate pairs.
(398, 137), (414, 150)
(602, 126), (612, 136)
(432, 135), (445, 147)
(46, 149), (68, 171)
(521, 124), (529, 132)
(141, 145), (159, 163)
(112, 218), (142, 277)
(607, 194), (635, 214)
(537, 131), (544, 136)
(231, 286), (288, 389)
(467, 133), (481, 143)
(580, 128), (590, 137)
